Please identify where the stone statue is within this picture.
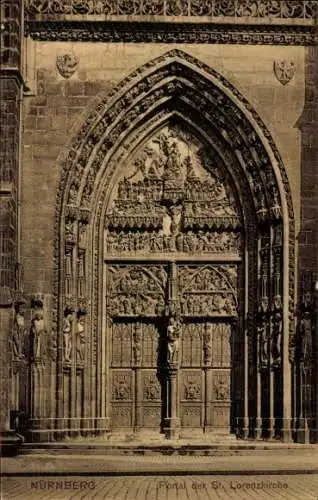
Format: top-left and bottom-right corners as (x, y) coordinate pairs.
(271, 312), (282, 365)
(300, 311), (312, 368)
(76, 310), (86, 363)
(133, 324), (142, 365)
(63, 307), (74, 362)
(12, 300), (26, 360)
(258, 319), (269, 367)
(164, 141), (181, 182)
(168, 205), (182, 235)
(29, 300), (45, 361)
(167, 316), (181, 365)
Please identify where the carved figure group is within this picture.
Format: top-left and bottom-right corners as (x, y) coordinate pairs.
(109, 293), (164, 317)
(180, 293), (237, 317)
(107, 230), (241, 254)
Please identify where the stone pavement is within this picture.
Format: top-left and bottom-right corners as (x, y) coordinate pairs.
(2, 450), (318, 499)
(2, 474), (318, 500)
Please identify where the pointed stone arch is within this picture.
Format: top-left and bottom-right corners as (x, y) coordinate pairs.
(47, 49), (295, 441)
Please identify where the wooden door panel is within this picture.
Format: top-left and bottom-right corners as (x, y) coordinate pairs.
(180, 369), (203, 427)
(141, 369), (161, 428)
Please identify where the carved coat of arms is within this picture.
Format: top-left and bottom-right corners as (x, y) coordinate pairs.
(56, 54), (79, 79)
(273, 61), (295, 86)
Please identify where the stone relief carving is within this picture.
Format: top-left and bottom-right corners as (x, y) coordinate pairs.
(143, 373), (161, 400)
(25, 1), (318, 19)
(105, 128), (241, 248)
(107, 265), (167, 317)
(273, 61), (296, 86)
(26, 22), (317, 46)
(50, 48), (294, 425)
(183, 372), (201, 401)
(214, 374), (230, 401)
(112, 373), (131, 400)
(106, 231), (241, 254)
(56, 54), (78, 79)
(178, 265), (238, 317)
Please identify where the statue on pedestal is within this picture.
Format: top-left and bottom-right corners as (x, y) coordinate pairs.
(76, 309), (87, 363)
(63, 307), (74, 362)
(29, 300), (45, 362)
(12, 300), (26, 360)
(167, 316), (181, 366)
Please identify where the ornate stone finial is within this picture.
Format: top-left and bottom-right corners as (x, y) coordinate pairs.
(56, 53), (79, 79)
(273, 61), (295, 86)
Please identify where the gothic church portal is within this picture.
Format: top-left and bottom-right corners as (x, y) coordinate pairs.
(53, 51), (293, 441)
(1, 1), (317, 449)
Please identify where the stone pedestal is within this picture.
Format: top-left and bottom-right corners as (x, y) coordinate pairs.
(164, 418), (181, 440)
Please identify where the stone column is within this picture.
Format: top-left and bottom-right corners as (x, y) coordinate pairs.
(0, 0), (24, 455)
(164, 365), (180, 440)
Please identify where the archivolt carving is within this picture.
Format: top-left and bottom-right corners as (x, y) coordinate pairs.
(52, 50), (295, 428)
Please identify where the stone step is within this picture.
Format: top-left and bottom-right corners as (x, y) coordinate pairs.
(19, 441), (316, 456)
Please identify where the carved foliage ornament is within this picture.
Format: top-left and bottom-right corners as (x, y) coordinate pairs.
(56, 54), (78, 79)
(25, 1), (318, 19)
(273, 61), (296, 85)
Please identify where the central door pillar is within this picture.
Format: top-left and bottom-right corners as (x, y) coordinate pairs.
(164, 365), (180, 439)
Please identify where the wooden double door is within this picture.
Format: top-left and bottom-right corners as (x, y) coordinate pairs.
(109, 315), (235, 435)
